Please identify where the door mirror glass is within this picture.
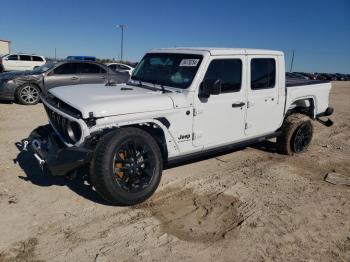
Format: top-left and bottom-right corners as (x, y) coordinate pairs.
(200, 78), (221, 98)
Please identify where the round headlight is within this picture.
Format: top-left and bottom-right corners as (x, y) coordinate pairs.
(67, 121), (82, 143)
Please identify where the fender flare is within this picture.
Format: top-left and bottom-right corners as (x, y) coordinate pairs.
(90, 118), (180, 157)
(286, 95), (317, 118)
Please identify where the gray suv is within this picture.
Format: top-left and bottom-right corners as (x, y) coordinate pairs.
(0, 61), (129, 105)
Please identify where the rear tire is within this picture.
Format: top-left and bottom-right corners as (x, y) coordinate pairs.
(277, 114), (313, 155)
(90, 128), (163, 206)
(16, 84), (40, 105)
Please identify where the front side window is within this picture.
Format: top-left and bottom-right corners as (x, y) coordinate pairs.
(131, 53), (203, 89)
(32, 62), (56, 73)
(19, 55), (31, 61)
(251, 58), (276, 90)
(7, 55), (18, 61)
(203, 59), (242, 93)
(53, 63), (78, 74)
(118, 64), (129, 70)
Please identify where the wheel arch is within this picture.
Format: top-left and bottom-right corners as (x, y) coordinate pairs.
(16, 82), (43, 95)
(93, 118), (178, 163)
(285, 96), (316, 120)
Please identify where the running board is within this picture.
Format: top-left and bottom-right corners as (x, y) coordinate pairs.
(167, 132), (280, 165)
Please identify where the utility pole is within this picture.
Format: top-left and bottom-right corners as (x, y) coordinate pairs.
(290, 49), (295, 72)
(54, 48), (57, 60)
(116, 24), (127, 61)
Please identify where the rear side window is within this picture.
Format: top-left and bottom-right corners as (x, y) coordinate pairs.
(32, 56), (44, 62)
(53, 63), (78, 74)
(7, 55), (18, 60)
(204, 59), (242, 93)
(19, 55), (32, 61)
(78, 63), (103, 74)
(251, 58), (276, 90)
(118, 64), (129, 70)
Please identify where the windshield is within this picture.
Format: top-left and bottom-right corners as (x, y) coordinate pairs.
(131, 53), (203, 89)
(32, 62), (57, 73)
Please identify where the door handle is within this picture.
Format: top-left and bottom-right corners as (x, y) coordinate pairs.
(71, 76), (79, 80)
(232, 102), (245, 108)
(100, 76), (106, 79)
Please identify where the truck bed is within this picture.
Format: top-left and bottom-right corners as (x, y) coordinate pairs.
(286, 77), (329, 87)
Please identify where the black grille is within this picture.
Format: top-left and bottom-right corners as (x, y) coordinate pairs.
(44, 105), (71, 143)
(44, 95), (82, 119)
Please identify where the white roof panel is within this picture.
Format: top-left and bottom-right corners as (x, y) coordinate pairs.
(149, 47), (283, 56)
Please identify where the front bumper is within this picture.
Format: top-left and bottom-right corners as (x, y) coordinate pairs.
(28, 125), (92, 176)
(0, 80), (16, 101)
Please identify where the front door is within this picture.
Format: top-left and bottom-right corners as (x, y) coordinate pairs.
(4, 55), (19, 71)
(245, 56), (284, 137)
(193, 56), (247, 147)
(44, 62), (80, 91)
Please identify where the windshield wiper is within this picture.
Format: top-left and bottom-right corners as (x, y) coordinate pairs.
(154, 81), (165, 93)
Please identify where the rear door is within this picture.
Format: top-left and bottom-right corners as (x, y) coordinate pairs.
(77, 63), (107, 84)
(245, 56), (284, 137)
(44, 62), (80, 90)
(192, 56), (247, 147)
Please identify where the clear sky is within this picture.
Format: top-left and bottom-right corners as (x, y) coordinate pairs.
(1, 0), (349, 73)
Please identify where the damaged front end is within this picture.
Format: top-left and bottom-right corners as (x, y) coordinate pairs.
(26, 125), (92, 176)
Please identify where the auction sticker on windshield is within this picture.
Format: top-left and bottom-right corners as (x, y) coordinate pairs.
(179, 59), (200, 67)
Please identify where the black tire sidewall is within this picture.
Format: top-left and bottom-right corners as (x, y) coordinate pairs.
(91, 128), (163, 205)
(290, 121), (313, 154)
(277, 114), (313, 155)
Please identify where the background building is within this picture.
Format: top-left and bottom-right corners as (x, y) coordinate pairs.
(0, 39), (11, 55)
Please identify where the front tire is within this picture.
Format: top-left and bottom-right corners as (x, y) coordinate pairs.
(277, 114), (313, 155)
(16, 84), (40, 105)
(90, 128), (163, 206)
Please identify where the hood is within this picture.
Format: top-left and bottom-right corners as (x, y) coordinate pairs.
(0, 70), (41, 81)
(48, 83), (175, 118)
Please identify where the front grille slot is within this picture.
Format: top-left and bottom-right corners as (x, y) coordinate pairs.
(44, 105), (71, 143)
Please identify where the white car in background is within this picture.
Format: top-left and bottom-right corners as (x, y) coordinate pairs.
(0, 54), (46, 72)
(106, 62), (134, 75)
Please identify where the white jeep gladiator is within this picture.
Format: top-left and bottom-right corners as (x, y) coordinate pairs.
(28, 48), (334, 205)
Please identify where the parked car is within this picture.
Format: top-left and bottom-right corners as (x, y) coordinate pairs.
(0, 54), (46, 72)
(106, 63), (134, 75)
(28, 48), (334, 205)
(292, 72), (309, 79)
(0, 61), (129, 105)
(334, 73), (346, 81)
(66, 56), (96, 61)
(317, 73), (336, 81)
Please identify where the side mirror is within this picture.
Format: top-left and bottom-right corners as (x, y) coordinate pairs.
(200, 78), (221, 98)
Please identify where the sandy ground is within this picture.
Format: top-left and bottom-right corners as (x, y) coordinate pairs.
(0, 82), (349, 262)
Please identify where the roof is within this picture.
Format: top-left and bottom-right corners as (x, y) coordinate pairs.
(149, 47), (283, 56)
(0, 39), (11, 43)
(5, 53), (44, 57)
